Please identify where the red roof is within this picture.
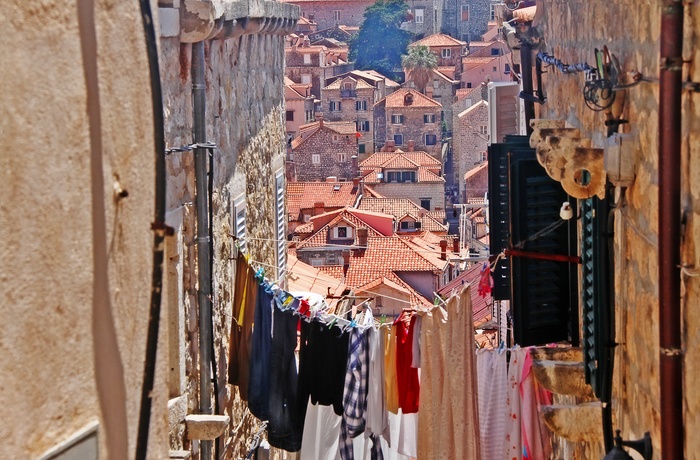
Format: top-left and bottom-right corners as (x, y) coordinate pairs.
(412, 33), (466, 48)
(286, 181), (360, 221)
(378, 88), (441, 108)
(437, 263), (492, 325)
(357, 197), (448, 233)
(359, 150), (442, 168)
(287, 253), (347, 309)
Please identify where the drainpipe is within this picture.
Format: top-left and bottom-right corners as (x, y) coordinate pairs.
(192, 40), (213, 460)
(658, 0), (683, 458)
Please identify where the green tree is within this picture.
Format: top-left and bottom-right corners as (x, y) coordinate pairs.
(349, 0), (412, 76)
(401, 44), (438, 94)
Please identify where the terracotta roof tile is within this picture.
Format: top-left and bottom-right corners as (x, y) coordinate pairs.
(417, 168), (444, 183)
(379, 88), (441, 108)
(287, 253), (347, 309)
(295, 211), (383, 249)
(317, 265), (345, 280)
(286, 182), (360, 221)
(437, 265), (492, 325)
(412, 33), (466, 48)
(464, 161), (489, 180)
(359, 150), (441, 168)
(462, 56), (499, 66)
(358, 198), (448, 233)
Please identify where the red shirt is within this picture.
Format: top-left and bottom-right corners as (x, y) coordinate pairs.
(394, 311), (420, 413)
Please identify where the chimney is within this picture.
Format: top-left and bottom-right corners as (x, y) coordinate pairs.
(440, 240), (448, 260)
(357, 227), (368, 247)
(308, 12), (315, 21)
(407, 140), (415, 152)
(315, 112), (323, 127)
(385, 139), (396, 152)
(352, 177), (359, 188)
(343, 250), (350, 266)
(326, 176), (337, 182)
(314, 201), (324, 215)
(453, 238), (460, 253)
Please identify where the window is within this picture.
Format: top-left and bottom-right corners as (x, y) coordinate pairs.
(303, 53), (311, 64)
(424, 114), (436, 123)
(425, 134), (437, 145)
(394, 134), (403, 145)
(493, 66), (498, 72)
(306, 109), (314, 121)
(301, 74), (311, 84)
(312, 154), (320, 164)
(491, 48), (501, 56)
(357, 120), (370, 132)
(310, 256), (324, 267)
(441, 48), (451, 58)
(479, 125), (488, 135)
(420, 198), (431, 210)
(391, 114), (404, 124)
(304, 214), (311, 222)
(404, 93), (413, 105)
(233, 194), (247, 254)
(333, 10), (341, 21)
(490, 3), (496, 20)
(387, 171), (416, 182)
(505, 63), (511, 74)
(338, 152), (347, 163)
(461, 5), (470, 21)
(358, 143), (366, 154)
(415, 8), (424, 23)
(466, 82), (472, 88)
(356, 100), (367, 111)
(286, 110), (294, 121)
(275, 171), (286, 284)
(400, 220), (416, 230)
(333, 226), (353, 239)
(330, 101), (341, 111)
(433, 79), (439, 88)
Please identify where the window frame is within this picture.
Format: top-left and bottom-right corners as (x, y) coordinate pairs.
(391, 114), (404, 124)
(393, 134), (404, 146)
(425, 133), (437, 146)
(461, 4), (470, 21)
(424, 113), (436, 123)
(414, 8), (424, 23)
(441, 48), (451, 58)
(312, 153), (321, 164)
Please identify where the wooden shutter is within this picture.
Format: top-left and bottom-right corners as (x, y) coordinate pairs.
(275, 172), (286, 285)
(510, 156), (579, 346)
(581, 196), (613, 399)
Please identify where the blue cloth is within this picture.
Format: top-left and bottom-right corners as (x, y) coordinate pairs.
(248, 283), (273, 421)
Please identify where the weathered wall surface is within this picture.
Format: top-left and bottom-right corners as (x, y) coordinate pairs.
(292, 125), (358, 181)
(384, 106), (443, 156)
(159, 25), (290, 457)
(453, 101), (488, 198)
(0, 1), (167, 458)
(371, 182), (445, 211)
(537, 0), (699, 457)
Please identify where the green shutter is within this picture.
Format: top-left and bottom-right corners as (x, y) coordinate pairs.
(581, 196), (613, 400)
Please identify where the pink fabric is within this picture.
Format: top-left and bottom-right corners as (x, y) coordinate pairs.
(520, 349), (552, 460)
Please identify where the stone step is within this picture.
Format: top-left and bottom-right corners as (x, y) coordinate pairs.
(169, 450), (191, 459)
(540, 402), (604, 443)
(185, 414), (230, 440)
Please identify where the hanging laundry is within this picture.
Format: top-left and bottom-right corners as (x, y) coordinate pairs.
(477, 262), (493, 297)
(394, 311), (419, 414)
(418, 285), (481, 459)
(520, 349), (552, 460)
(228, 256), (258, 400)
(248, 283), (274, 421)
(411, 316), (422, 369)
(505, 347), (525, 459)
(383, 326), (399, 414)
(365, 328), (390, 447)
(267, 307), (303, 451)
(300, 399), (343, 460)
(476, 348), (508, 459)
(298, 320), (350, 418)
(340, 327), (371, 460)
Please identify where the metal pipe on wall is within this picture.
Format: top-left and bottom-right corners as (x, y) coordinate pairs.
(658, 0), (684, 458)
(520, 42), (536, 134)
(192, 40), (214, 460)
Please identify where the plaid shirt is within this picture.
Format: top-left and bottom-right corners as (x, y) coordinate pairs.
(340, 327), (384, 460)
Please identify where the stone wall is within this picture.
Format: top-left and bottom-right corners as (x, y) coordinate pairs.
(290, 0), (374, 30)
(292, 125), (358, 181)
(403, 0), (442, 38)
(453, 101), (488, 198)
(385, 106), (443, 157)
(441, 0), (491, 42)
(537, 0), (700, 457)
(321, 86), (376, 152)
(159, 12), (293, 459)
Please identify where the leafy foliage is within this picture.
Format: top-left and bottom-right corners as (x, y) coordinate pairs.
(349, 0), (413, 76)
(402, 44), (438, 93)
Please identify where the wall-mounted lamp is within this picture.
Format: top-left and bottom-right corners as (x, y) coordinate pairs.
(560, 201), (574, 220)
(603, 430), (652, 460)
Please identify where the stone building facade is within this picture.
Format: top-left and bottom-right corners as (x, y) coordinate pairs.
(516, 0), (700, 457)
(374, 88), (443, 157)
(453, 100), (488, 200)
(441, 0), (493, 43)
(402, 0), (443, 39)
(285, 37), (353, 98)
(1, 1), (299, 459)
(291, 118), (359, 181)
(283, 0), (374, 30)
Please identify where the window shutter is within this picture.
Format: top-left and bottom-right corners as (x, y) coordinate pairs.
(275, 172), (286, 285)
(510, 155), (578, 346)
(581, 196), (613, 400)
(233, 195), (247, 255)
(489, 135), (578, 347)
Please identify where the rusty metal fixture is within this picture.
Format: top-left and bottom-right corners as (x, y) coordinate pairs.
(658, 0), (684, 457)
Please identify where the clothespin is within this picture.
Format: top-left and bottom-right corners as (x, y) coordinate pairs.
(328, 316), (338, 329)
(255, 267), (265, 281)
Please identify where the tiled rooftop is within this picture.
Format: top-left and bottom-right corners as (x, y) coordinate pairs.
(412, 33), (466, 48)
(379, 88), (441, 108)
(294, 210), (384, 249)
(358, 197), (448, 233)
(286, 181), (360, 220)
(437, 263), (492, 324)
(359, 150), (442, 168)
(287, 253), (347, 309)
